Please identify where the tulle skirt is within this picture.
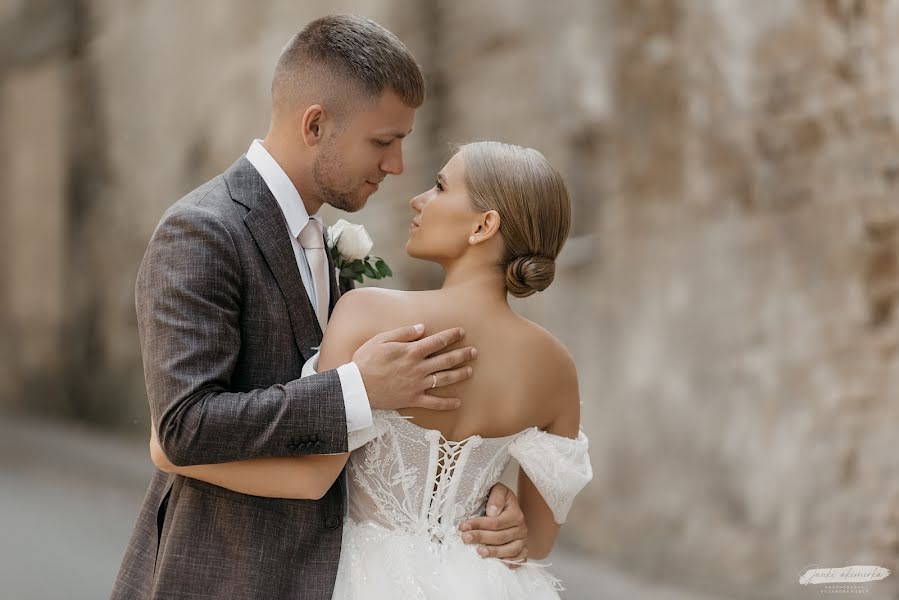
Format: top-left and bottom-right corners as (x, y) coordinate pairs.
(331, 519), (564, 599)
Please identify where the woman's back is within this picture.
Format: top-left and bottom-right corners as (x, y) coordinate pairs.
(338, 286), (576, 442)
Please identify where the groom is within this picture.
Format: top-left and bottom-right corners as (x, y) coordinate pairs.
(112, 14), (528, 600)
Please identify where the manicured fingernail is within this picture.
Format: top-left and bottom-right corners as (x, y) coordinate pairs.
(454, 401), (461, 409)
(460, 522), (470, 531)
(486, 505), (499, 517)
(459, 328), (466, 337)
(414, 324), (424, 333)
(471, 348), (479, 359)
(462, 533), (473, 543)
(467, 366), (473, 376)
(478, 547), (488, 557)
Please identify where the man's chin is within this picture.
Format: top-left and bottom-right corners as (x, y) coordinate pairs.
(349, 189), (378, 212)
(328, 192), (368, 213)
(350, 199), (369, 213)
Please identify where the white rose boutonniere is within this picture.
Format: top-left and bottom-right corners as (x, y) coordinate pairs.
(327, 219), (392, 293)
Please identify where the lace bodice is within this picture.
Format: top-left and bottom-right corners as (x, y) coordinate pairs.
(345, 410), (592, 542)
(302, 355), (590, 598)
(301, 353), (592, 543)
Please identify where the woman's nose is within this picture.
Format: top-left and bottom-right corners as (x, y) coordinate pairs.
(410, 193), (426, 212)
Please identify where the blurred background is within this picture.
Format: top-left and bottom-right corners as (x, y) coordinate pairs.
(2, 0), (898, 598)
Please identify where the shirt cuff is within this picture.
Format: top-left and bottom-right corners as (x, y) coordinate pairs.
(337, 362), (373, 433)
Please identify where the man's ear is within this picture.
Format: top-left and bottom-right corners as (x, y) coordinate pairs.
(301, 105), (326, 147)
(474, 210), (501, 241)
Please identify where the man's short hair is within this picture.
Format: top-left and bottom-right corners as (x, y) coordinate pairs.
(272, 15), (425, 119)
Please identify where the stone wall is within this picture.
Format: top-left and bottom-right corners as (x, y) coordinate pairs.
(2, 1), (898, 597)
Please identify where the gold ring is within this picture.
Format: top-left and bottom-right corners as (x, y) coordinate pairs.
(431, 374), (437, 389)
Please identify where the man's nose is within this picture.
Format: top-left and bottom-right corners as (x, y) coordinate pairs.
(381, 144), (404, 176)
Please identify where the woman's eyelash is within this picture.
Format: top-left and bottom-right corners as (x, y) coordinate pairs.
(435, 179), (443, 191)
(375, 139), (391, 147)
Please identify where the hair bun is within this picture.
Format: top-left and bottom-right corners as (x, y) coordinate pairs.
(505, 255), (555, 298)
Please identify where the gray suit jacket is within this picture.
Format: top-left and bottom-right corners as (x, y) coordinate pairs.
(112, 157), (349, 599)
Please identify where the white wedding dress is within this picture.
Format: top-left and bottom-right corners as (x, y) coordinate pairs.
(303, 356), (593, 599)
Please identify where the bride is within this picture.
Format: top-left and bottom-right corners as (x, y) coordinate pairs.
(150, 141), (593, 598)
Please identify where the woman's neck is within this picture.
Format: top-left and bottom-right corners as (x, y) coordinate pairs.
(439, 257), (510, 308)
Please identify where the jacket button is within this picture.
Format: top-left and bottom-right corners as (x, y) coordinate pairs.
(325, 516), (341, 530)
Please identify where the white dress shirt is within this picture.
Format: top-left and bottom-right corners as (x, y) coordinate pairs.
(246, 139), (373, 434)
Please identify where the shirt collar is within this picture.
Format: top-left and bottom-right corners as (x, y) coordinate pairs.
(246, 139), (322, 239)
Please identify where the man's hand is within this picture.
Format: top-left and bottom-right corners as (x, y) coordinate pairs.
(459, 483), (528, 569)
(353, 324), (477, 411)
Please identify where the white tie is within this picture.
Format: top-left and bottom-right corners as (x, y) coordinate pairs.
(298, 218), (330, 333)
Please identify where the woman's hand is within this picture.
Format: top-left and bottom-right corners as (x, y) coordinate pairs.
(150, 425), (175, 472)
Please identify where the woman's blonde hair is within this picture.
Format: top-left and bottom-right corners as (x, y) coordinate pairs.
(460, 142), (571, 297)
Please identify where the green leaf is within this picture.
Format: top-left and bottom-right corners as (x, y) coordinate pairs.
(352, 272), (364, 283)
(330, 245), (342, 266)
(375, 259), (393, 277)
(363, 262), (379, 278)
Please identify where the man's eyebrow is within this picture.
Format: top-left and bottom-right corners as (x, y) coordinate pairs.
(375, 128), (413, 139)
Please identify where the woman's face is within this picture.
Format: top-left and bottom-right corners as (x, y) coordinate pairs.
(406, 152), (477, 262)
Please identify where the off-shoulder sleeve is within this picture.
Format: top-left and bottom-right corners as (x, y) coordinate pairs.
(508, 427), (593, 524)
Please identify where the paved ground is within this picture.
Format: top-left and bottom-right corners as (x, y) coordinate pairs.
(0, 414), (724, 600)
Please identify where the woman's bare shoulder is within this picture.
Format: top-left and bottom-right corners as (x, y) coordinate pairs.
(335, 286), (412, 308)
(335, 286), (425, 314)
(513, 317), (580, 436)
(513, 318), (575, 370)
(329, 287), (426, 338)
(318, 287), (426, 369)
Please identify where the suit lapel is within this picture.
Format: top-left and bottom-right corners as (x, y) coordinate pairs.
(226, 158), (322, 360)
(325, 227), (341, 315)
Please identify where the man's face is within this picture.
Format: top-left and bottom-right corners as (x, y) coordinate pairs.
(312, 90), (416, 213)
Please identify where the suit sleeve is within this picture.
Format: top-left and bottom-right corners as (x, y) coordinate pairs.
(136, 204), (348, 466)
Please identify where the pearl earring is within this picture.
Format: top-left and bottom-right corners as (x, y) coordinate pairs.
(469, 236), (476, 244)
